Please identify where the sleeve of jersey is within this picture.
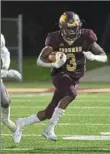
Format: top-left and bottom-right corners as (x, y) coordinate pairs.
(45, 33), (56, 49)
(45, 34), (53, 46)
(88, 30), (98, 44)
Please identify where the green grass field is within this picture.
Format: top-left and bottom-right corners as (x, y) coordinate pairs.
(1, 91), (110, 154)
(4, 81), (110, 89)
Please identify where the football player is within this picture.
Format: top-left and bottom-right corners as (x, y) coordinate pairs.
(13, 11), (108, 143)
(1, 34), (22, 132)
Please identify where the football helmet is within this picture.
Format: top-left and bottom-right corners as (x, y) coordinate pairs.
(59, 11), (82, 41)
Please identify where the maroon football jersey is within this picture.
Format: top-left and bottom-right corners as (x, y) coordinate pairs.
(45, 29), (97, 78)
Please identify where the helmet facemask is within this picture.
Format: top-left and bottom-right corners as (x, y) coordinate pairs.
(60, 25), (81, 41)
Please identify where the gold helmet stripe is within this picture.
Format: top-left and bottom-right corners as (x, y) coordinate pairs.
(72, 20), (79, 26)
(60, 14), (67, 22)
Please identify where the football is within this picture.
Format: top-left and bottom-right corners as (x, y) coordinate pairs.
(48, 52), (56, 62)
(48, 52), (64, 63)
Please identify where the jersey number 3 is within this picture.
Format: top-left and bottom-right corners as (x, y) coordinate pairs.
(66, 54), (77, 72)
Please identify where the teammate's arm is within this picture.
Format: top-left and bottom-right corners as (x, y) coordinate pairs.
(1, 34), (11, 78)
(1, 47), (11, 70)
(1, 34), (22, 81)
(1, 34), (11, 70)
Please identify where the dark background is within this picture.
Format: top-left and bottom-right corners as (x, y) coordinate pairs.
(1, 1), (110, 56)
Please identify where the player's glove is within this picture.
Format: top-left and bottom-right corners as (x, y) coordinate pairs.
(52, 52), (67, 68)
(83, 51), (107, 62)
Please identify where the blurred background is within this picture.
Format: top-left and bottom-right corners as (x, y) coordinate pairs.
(1, 1), (110, 82)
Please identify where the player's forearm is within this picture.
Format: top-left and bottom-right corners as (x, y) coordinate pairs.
(83, 51), (108, 62)
(37, 56), (52, 67)
(37, 52), (67, 68)
(90, 43), (108, 62)
(92, 54), (107, 62)
(37, 46), (53, 67)
(84, 42), (108, 62)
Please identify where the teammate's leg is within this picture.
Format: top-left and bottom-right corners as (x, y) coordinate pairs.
(13, 89), (64, 143)
(1, 80), (16, 132)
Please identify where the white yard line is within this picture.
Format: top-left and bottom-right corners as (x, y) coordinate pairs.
(2, 134), (110, 141)
(11, 113), (110, 117)
(1, 123), (110, 126)
(1, 148), (33, 151)
(1, 148), (110, 151)
(2, 134), (71, 137)
(2, 133), (110, 137)
(63, 135), (110, 140)
(100, 132), (110, 135)
(11, 106), (110, 109)
(11, 99), (110, 102)
(10, 93), (110, 98)
(10, 93), (52, 97)
(54, 123), (110, 126)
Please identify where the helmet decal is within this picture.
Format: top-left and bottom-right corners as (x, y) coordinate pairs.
(60, 14), (67, 23)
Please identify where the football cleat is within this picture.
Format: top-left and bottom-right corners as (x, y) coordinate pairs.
(2, 118), (16, 132)
(42, 129), (57, 141)
(13, 118), (24, 143)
